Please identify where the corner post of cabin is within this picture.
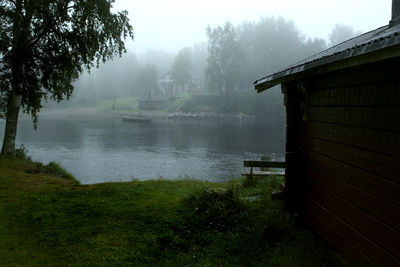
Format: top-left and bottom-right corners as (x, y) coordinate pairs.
(390, 0), (400, 26)
(282, 82), (306, 213)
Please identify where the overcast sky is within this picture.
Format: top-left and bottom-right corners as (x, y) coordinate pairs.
(113, 0), (392, 54)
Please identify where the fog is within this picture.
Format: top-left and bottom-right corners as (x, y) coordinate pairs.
(113, 0), (391, 54)
(68, 12), (372, 106)
(69, 0), (391, 103)
(10, 0), (394, 183)
(2, 2), (397, 265)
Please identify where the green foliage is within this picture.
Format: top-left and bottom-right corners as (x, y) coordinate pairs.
(15, 144), (31, 161)
(0, 0), (133, 154)
(206, 22), (242, 94)
(205, 17), (327, 93)
(182, 188), (248, 232)
(1, 0), (133, 115)
(155, 177), (348, 266)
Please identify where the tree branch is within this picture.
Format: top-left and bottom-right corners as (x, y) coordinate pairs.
(28, 1), (75, 49)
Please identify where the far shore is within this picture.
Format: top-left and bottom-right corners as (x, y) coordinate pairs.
(17, 106), (257, 122)
(19, 106), (118, 121)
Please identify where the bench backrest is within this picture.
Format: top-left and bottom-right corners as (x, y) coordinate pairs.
(244, 161), (285, 168)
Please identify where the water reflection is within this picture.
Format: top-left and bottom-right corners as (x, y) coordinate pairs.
(1, 115), (285, 184)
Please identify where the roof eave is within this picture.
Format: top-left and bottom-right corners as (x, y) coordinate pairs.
(254, 24), (400, 93)
(255, 42), (400, 93)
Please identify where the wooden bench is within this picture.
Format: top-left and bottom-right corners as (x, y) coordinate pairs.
(242, 160), (285, 178)
(243, 160), (286, 199)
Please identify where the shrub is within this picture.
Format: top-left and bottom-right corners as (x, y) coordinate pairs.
(15, 144), (31, 161)
(182, 188), (249, 232)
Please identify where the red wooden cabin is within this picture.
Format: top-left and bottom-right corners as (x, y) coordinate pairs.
(254, 1), (400, 265)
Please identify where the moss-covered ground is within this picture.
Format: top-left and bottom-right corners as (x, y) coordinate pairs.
(0, 157), (349, 266)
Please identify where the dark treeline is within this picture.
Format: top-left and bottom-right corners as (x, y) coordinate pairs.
(204, 19), (359, 94)
(205, 17), (326, 94)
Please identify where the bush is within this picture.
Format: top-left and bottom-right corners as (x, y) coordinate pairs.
(182, 188), (249, 232)
(155, 187), (253, 263)
(15, 144), (31, 161)
(157, 185), (302, 265)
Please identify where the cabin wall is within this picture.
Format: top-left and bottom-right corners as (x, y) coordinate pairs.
(282, 82), (307, 212)
(287, 57), (400, 265)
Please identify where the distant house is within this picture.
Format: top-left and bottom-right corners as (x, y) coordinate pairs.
(157, 73), (202, 95)
(157, 73), (177, 96)
(254, 1), (400, 266)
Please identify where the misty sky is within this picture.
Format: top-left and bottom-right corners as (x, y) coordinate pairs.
(113, 0), (392, 54)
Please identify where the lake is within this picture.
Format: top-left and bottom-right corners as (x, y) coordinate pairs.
(1, 109), (285, 184)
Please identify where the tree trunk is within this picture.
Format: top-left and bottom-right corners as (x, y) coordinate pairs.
(1, 94), (22, 155)
(2, 0), (24, 156)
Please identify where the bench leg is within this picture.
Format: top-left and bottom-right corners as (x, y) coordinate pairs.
(249, 167), (254, 184)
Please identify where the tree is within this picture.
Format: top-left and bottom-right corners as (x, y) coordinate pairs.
(0, 0), (133, 155)
(329, 24), (361, 46)
(136, 64), (158, 97)
(212, 17), (326, 91)
(205, 22), (241, 94)
(190, 42), (207, 91)
(140, 49), (174, 76)
(171, 47), (192, 88)
(201, 17), (327, 126)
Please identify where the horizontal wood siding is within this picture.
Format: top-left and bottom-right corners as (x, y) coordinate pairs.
(307, 122), (400, 157)
(306, 199), (398, 266)
(307, 137), (399, 182)
(301, 60), (400, 265)
(307, 106), (400, 131)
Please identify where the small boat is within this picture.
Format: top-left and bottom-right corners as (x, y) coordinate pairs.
(121, 117), (152, 123)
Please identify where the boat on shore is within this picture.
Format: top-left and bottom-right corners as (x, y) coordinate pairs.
(121, 116), (152, 123)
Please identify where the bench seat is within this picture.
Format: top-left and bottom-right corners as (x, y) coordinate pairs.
(241, 170), (285, 176)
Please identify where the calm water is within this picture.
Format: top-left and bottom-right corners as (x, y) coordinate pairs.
(1, 112), (285, 184)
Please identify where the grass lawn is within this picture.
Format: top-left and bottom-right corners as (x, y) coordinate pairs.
(0, 157), (349, 266)
(98, 97), (139, 111)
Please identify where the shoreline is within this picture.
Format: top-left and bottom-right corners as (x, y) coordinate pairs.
(16, 106), (258, 122)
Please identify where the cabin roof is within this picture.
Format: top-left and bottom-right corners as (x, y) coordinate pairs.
(254, 23), (400, 93)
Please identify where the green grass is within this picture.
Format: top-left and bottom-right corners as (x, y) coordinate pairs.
(0, 157), (349, 266)
(34, 161), (80, 185)
(98, 97), (138, 111)
(98, 96), (171, 114)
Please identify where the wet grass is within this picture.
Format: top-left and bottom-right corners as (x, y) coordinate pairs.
(0, 157), (349, 266)
(98, 97), (138, 111)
